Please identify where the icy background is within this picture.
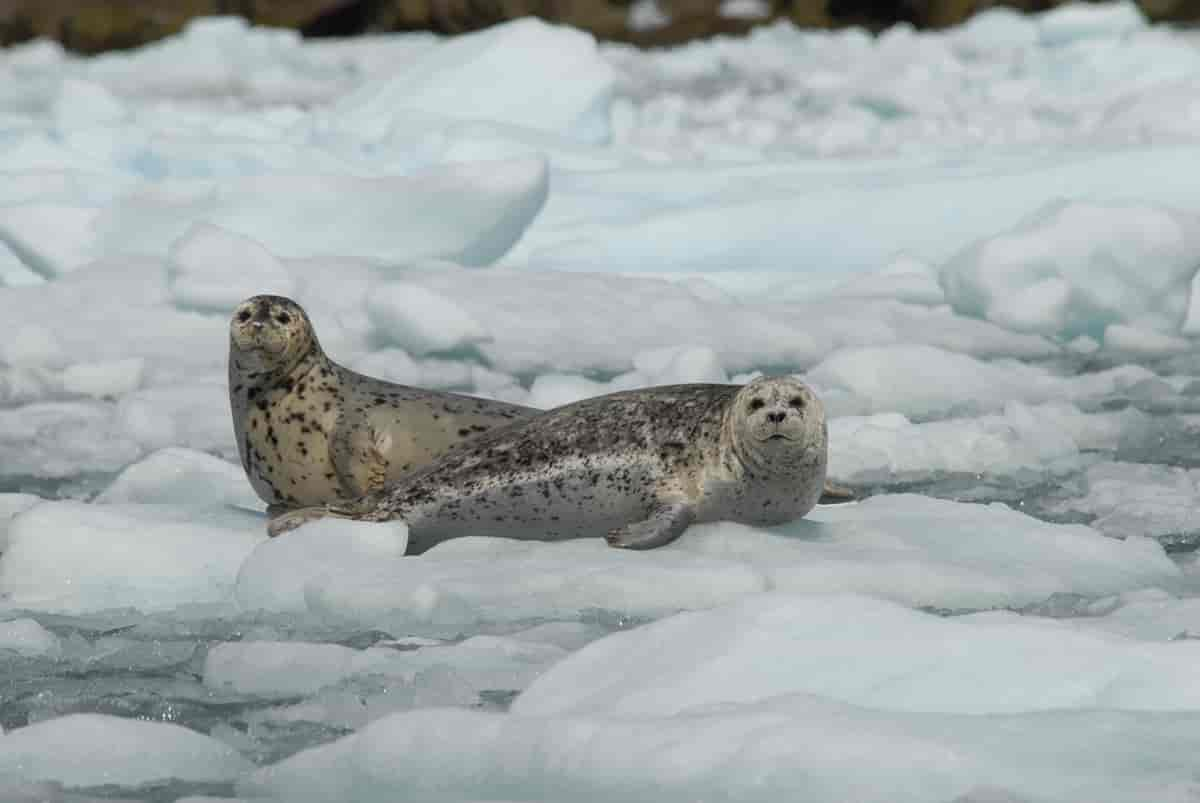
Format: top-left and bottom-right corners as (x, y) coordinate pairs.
(4, 3), (1200, 800)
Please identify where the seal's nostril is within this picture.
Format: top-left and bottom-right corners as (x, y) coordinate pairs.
(767, 411), (786, 424)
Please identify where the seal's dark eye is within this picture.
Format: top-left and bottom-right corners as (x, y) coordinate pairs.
(749, 398), (765, 411)
(789, 396), (806, 409)
(276, 313), (291, 325)
(236, 310), (251, 323)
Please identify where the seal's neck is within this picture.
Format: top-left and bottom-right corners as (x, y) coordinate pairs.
(228, 334), (327, 413)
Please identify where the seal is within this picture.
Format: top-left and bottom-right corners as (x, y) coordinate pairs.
(268, 376), (829, 552)
(229, 294), (531, 514)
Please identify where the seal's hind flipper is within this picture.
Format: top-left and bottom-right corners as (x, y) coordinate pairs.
(819, 480), (855, 505)
(267, 506), (328, 537)
(607, 502), (695, 550)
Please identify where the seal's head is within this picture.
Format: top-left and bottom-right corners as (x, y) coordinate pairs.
(229, 295), (315, 379)
(729, 375), (826, 472)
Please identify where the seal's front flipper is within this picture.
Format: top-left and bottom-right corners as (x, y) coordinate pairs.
(607, 502), (695, 550)
(331, 416), (392, 497)
(819, 480), (856, 505)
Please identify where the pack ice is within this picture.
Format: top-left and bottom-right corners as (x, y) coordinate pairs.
(1, 3), (1200, 801)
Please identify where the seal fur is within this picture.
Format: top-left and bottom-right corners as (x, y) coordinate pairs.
(268, 376), (829, 551)
(229, 294), (530, 514)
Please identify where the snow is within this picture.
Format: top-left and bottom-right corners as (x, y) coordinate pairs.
(0, 713), (251, 787)
(3, 4), (1200, 799)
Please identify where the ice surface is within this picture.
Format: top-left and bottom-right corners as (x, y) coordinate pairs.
(514, 592), (1200, 716)
(236, 518), (409, 613)
(367, 280), (492, 356)
(327, 18), (614, 144)
(167, 223), (295, 312)
(0, 493), (40, 551)
(96, 447), (261, 510)
(0, 501), (264, 613)
(940, 201), (1200, 342)
(92, 157), (550, 268)
(829, 401), (1141, 481)
(1052, 461), (1200, 543)
(241, 697), (1200, 803)
(3, 4), (1200, 798)
(268, 495), (1179, 629)
(0, 713), (250, 787)
(807, 343), (1154, 416)
(0, 617), (60, 657)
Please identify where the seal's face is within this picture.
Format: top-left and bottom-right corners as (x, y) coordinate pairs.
(731, 376), (825, 470)
(229, 295), (313, 377)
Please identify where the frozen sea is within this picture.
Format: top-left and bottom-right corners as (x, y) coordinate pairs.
(4, 3), (1200, 800)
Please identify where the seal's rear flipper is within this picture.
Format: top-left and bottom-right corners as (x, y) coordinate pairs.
(607, 502), (695, 550)
(819, 480), (856, 505)
(267, 506), (329, 537)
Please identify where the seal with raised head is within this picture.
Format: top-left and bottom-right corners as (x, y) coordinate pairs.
(268, 375), (829, 552)
(229, 294), (531, 514)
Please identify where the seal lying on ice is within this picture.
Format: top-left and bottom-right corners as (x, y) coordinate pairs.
(268, 375), (829, 552)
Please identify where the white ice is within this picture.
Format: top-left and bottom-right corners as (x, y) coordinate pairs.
(1, 3), (1200, 799)
(0, 713), (250, 787)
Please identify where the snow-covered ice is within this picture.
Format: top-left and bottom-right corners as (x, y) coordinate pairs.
(4, 3), (1200, 800)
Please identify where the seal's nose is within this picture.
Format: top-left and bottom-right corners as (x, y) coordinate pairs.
(767, 411), (786, 424)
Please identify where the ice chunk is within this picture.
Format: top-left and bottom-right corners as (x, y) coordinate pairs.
(51, 79), (127, 131)
(115, 382), (237, 457)
(807, 343), (1153, 417)
(631, 345), (727, 385)
(205, 633), (566, 703)
(0, 401), (144, 479)
(0, 713), (250, 787)
(236, 517), (408, 613)
(629, 0), (671, 31)
(0, 205), (99, 277)
(1102, 323), (1192, 356)
(294, 495), (1176, 627)
(0, 501), (265, 613)
(0, 323), (68, 368)
(0, 618), (60, 657)
(0, 493), (40, 552)
(720, 0), (770, 20)
(59, 357), (145, 398)
(1052, 461), (1200, 543)
(514, 592), (1200, 717)
(240, 696), (1200, 803)
(953, 7), (1038, 54)
(167, 223), (295, 312)
(329, 18), (615, 144)
(940, 201), (1200, 340)
(1037, 0), (1145, 45)
(829, 401), (1094, 481)
(204, 640), (387, 698)
(94, 157), (548, 268)
(366, 281), (492, 356)
(96, 447), (261, 510)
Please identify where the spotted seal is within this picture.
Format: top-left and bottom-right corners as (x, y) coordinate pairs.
(268, 376), (829, 551)
(229, 294), (531, 514)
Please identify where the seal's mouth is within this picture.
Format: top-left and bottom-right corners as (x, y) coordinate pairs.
(761, 433), (792, 442)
